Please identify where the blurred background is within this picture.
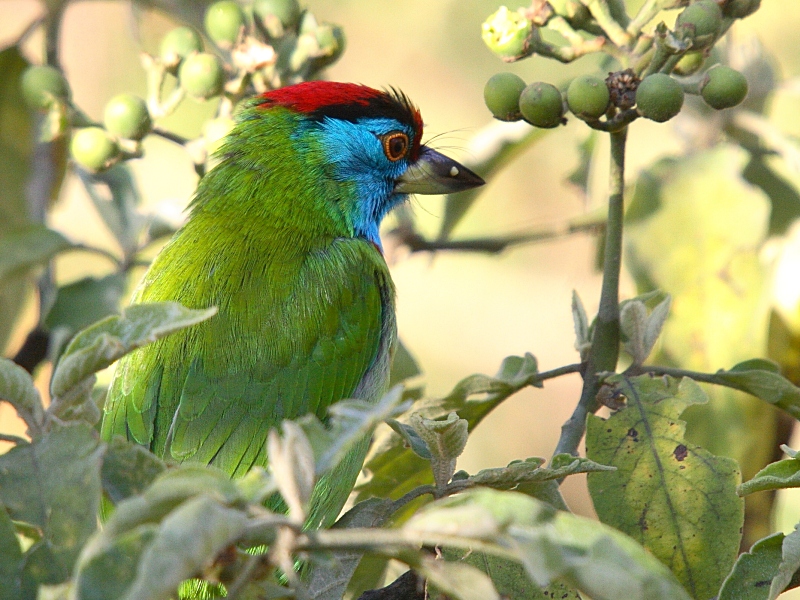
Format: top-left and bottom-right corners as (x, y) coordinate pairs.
(2, 0), (800, 565)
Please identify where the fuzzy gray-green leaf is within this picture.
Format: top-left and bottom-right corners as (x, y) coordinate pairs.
(50, 302), (217, 400)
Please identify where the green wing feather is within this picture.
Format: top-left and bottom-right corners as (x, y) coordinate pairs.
(102, 224), (395, 526)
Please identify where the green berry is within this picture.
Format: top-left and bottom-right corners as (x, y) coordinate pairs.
(566, 75), (610, 119)
(179, 53), (225, 99)
(254, 0), (302, 30)
(103, 94), (151, 140)
(20, 65), (70, 111)
(484, 72), (526, 121)
(306, 23), (345, 74)
(159, 26), (203, 71)
(481, 6), (534, 61)
(636, 74), (684, 122)
(519, 82), (563, 128)
(723, 0), (761, 18)
(204, 1), (246, 47)
(701, 66), (748, 109)
(71, 127), (118, 172)
(673, 51), (706, 76)
(675, 0), (723, 49)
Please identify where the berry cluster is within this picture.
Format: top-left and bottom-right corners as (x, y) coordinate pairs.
(19, 0), (345, 173)
(482, 0), (755, 131)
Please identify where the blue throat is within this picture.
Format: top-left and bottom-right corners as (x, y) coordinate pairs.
(311, 116), (413, 249)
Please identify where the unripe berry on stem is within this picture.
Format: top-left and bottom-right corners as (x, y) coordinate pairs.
(306, 23), (345, 74)
(675, 0), (723, 49)
(159, 27), (203, 71)
(482, 6), (534, 62)
(21, 65), (70, 111)
(254, 0), (302, 35)
(204, 1), (246, 48)
(673, 51), (706, 76)
(567, 75), (609, 119)
(701, 66), (748, 109)
(179, 53), (225, 99)
(71, 127), (118, 172)
(723, 0), (761, 19)
(636, 74), (684, 122)
(103, 94), (151, 140)
(484, 72), (526, 121)
(519, 82), (563, 128)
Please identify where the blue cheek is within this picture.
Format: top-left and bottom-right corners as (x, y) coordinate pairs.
(314, 118), (412, 247)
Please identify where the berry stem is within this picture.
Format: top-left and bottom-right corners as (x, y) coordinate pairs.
(581, 0), (631, 47)
(554, 126), (627, 458)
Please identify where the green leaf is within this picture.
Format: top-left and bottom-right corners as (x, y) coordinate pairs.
(0, 423), (103, 586)
(386, 418), (432, 459)
(406, 489), (691, 600)
(770, 525), (800, 599)
(438, 122), (546, 240)
(443, 548), (582, 600)
(75, 524), (159, 600)
(0, 505), (24, 600)
(298, 385), (411, 476)
(620, 300), (648, 365)
(307, 498), (397, 600)
(102, 465), (244, 540)
(572, 290), (590, 360)
(417, 555), (500, 600)
(0, 357), (44, 435)
(79, 495), (248, 600)
(409, 412), (468, 490)
(355, 354), (539, 508)
(268, 422), (315, 521)
(77, 165), (145, 257)
(0, 46), (35, 354)
(44, 274), (127, 340)
(742, 153), (800, 237)
(101, 437), (166, 504)
(586, 375), (743, 599)
(718, 532), (793, 600)
(50, 302), (217, 400)
(738, 446), (800, 496)
(389, 338), (421, 386)
(409, 412), (468, 463)
(566, 131), (598, 195)
(0, 226), (73, 283)
(713, 366), (800, 419)
(625, 145), (776, 546)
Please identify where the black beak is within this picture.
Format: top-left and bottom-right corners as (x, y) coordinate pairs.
(394, 146), (485, 195)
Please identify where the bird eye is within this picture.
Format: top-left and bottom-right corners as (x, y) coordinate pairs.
(381, 132), (409, 162)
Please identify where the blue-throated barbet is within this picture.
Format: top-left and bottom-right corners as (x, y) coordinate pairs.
(101, 81), (484, 529)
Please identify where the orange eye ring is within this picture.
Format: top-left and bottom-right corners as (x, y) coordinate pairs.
(381, 131), (409, 162)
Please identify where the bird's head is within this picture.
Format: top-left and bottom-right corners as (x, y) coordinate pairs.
(240, 81), (484, 248)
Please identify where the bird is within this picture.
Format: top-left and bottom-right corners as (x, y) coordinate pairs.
(101, 81), (484, 530)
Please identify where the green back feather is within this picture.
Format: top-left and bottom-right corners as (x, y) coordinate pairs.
(102, 104), (397, 529)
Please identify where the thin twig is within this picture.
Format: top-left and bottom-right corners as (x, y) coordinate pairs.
(0, 433), (30, 445)
(44, 0), (67, 68)
(150, 127), (190, 146)
(635, 365), (732, 385)
(394, 220), (604, 255)
(15, 14), (46, 46)
(72, 243), (123, 267)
